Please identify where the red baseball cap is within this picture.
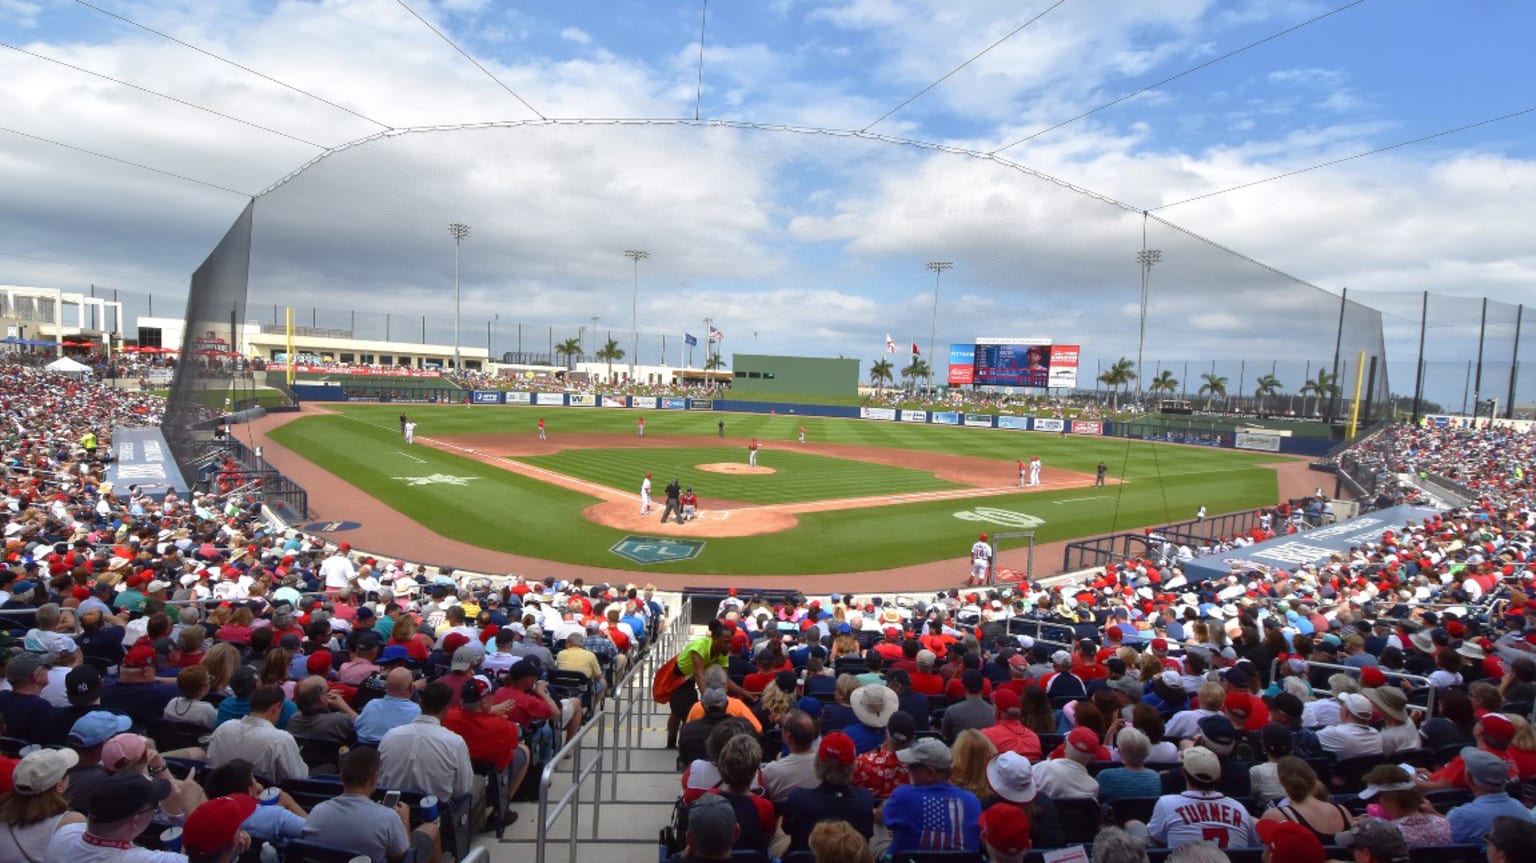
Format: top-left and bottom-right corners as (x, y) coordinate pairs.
(122, 645), (157, 669)
(1360, 667), (1387, 687)
(818, 732), (856, 766)
(1224, 691), (1253, 718)
(1151, 638), (1168, 651)
(182, 794), (259, 856)
(992, 688), (1021, 714)
(1066, 727), (1099, 754)
(1256, 818), (1324, 863)
(1480, 713), (1516, 747)
(442, 633), (470, 654)
(305, 650), (333, 675)
(979, 803), (1032, 855)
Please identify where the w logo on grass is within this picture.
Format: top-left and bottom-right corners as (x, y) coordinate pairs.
(953, 507), (1044, 528)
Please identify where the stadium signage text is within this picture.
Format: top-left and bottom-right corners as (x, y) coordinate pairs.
(661, 398), (687, 410)
(1070, 420), (1102, 435)
(1234, 432), (1282, 452)
(505, 392), (532, 404)
(931, 412), (961, 425)
(600, 395), (628, 408)
(533, 393), (564, 405)
(609, 535), (706, 565)
(900, 410), (927, 423)
(691, 399), (714, 410)
(996, 415), (1030, 430)
(860, 407), (897, 421)
(1032, 418), (1065, 433)
(568, 394), (597, 407)
(632, 397), (659, 409)
(964, 414), (994, 428)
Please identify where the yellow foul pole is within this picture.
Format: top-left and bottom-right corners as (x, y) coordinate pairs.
(1346, 350), (1365, 437)
(285, 307), (295, 387)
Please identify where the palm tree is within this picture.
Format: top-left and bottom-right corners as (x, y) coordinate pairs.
(1253, 373), (1282, 413)
(869, 359), (895, 393)
(595, 337), (625, 384)
(555, 337), (583, 370)
(1301, 369), (1340, 418)
(1097, 357), (1135, 409)
(901, 358), (930, 393)
(1198, 372), (1229, 411)
(1149, 369), (1179, 398)
(704, 354), (726, 371)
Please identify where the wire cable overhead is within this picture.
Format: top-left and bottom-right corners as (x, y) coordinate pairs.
(863, 0), (1070, 132)
(0, 126), (252, 197)
(395, 0), (546, 120)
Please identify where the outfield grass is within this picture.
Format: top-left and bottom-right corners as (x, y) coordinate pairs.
(265, 404), (1287, 574)
(516, 446), (961, 504)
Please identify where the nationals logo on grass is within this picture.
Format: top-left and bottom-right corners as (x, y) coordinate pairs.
(952, 507), (1044, 528)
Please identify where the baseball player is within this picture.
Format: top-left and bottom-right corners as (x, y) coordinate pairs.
(640, 472), (653, 515)
(537, 417), (546, 440)
(680, 486), (697, 521)
(637, 416), (645, 436)
(1028, 455), (1041, 486)
(403, 420), (417, 446)
(748, 438), (760, 467)
(1095, 462), (1107, 487)
(970, 533), (992, 585)
(1017, 459), (1026, 487)
(399, 413), (408, 435)
(798, 425), (806, 444)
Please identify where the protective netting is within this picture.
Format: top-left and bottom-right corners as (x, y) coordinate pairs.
(169, 121), (1391, 425)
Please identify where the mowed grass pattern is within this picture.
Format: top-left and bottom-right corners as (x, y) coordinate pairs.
(515, 446), (962, 504)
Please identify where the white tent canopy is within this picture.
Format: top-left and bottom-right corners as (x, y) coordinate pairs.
(45, 356), (93, 375)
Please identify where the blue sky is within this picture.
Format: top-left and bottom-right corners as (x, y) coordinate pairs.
(2, 1), (1534, 404)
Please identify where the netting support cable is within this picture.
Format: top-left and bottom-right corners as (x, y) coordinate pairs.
(0, 125), (254, 197)
(1507, 305), (1523, 420)
(395, 0), (546, 120)
(1, 41), (327, 149)
(1410, 291), (1428, 425)
(862, 0), (1070, 132)
(74, 0), (392, 131)
(991, 0), (1369, 154)
(694, 0), (708, 122)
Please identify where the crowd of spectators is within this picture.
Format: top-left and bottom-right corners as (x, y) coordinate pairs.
(0, 364), (666, 863)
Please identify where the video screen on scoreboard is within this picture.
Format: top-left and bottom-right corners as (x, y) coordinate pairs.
(973, 343), (1051, 387)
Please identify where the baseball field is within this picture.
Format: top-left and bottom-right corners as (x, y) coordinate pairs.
(261, 403), (1296, 577)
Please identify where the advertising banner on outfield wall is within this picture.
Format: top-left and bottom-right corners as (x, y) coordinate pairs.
(600, 395), (628, 408)
(691, 399), (714, 410)
(901, 410), (927, 423)
(1234, 432), (1282, 452)
(947, 344), (975, 386)
(568, 394), (596, 407)
(861, 407), (897, 421)
(1070, 420), (1102, 435)
(931, 412), (961, 425)
(1047, 345), (1080, 389)
(997, 415), (1030, 430)
(1033, 418), (1065, 433)
(533, 392), (565, 406)
(471, 391), (502, 404)
(506, 392), (532, 405)
(964, 414), (994, 428)
(632, 396), (658, 409)
(661, 397), (687, 410)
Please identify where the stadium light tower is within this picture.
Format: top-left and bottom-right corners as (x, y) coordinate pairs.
(624, 250), (649, 382)
(448, 222), (471, 372)
(925, 261), (953, 390)
(1135, 248), (1162, 402)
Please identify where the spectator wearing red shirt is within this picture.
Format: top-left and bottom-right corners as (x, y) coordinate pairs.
(945, 657), (994, 701)
(996, 653), (1036, 698)
(444, 678), (528, 829)
(1421, 713), (1527, 789)
(1072, 639), (1108, 682)
(852, 711), (914, 800)
(742, 643), (788, 694)
(872, 627), (906, 663)
(909, 650), (945, 697)
(981, 689), (1043, 760)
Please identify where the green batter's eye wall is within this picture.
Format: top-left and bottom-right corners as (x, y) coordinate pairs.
(730, 354), (860, 398)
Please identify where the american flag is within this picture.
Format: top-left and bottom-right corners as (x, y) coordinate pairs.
(885, 334), (895, 354)
(919, 795), (967, 849)
(708, 326), (724, 343)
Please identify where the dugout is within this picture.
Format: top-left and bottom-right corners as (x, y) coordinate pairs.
(731, 354), (858, 398)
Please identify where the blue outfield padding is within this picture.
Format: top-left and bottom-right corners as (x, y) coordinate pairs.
(110, 426), (192, 499)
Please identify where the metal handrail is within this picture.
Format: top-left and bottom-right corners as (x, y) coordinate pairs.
(1269, 658), (1436, 718)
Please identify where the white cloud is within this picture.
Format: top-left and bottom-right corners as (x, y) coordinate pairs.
(559, 26), (592, 45)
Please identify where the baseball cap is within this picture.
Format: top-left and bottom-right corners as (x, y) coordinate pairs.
(700, 686), (729, 710)
(69, 711), (131, 748)
(1066, 727), (1100, 755)
(1334, 817), (1408, 861)
(380, 645), (412, 663)
(817, 731), (856, 766)
(87, 772), (171, 822)
(1158, 669), (1181, 689)
(985, 751), (1037, 804)
(980, 803), (1032, 855)
(1221, 666), (1250, 688)
(1461, 747), (1512, 787)
(1151, 637), (1168, 650)
(1007, 653), (1029, 670)
(685, 794), (736, 857)
(1180, 745), (1222, 783)
(442, 633), (470, 654)
(5, 653), (45, 684)
(1360, 666), (1387, 687)
(916, 649), (937, 666)
(183, 794), (259, 856)
(451, 644), (483, 672)
(1337, 692), (1374, 720)
(1479, 713), (1516, 747)
(460, 677), (489, 705)
(886, 711), (917, 745)
(1257, 818), (1325, 863)
(897, 738), (953, 770)
(306, 650), (333, 675)
(1271, 691), (1305, 720)
(1223, 690), (1253, 720)
(12, 748), (79, 795)
(506, 660), (540, 680)
(122, 645), (157, 669)
(65, 665), (103, 706)
(992, 688), (1021, 715)
(1198, 715), (1238, 751)
(102, 733), (149, 772)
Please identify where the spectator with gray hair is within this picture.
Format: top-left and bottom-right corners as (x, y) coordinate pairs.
(1096, 727), (1162, 805)
(1092, 825), (1152, 863)
(1165, 841), (1231, 863)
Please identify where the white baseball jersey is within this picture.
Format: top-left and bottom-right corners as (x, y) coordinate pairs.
(641, 477), (652, 496)
(1146, 790), (1256, 850)
(971, 541), (991, 565)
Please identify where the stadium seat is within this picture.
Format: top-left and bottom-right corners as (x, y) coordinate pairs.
(1051, 797), (1104, 844)
(147, 717), (210, 753)
(473, 758), (512, 838)
(1107, 796), (1158, 826)
(781, 851), (816, 863)
(1409, 845), (1485, 863)
(293, 736), (348, 774)
(1328, 755), (1387, 792)
(891, 852), (983, 863)
(279, 776), (346, 812)
(282, 839), (373, 863)
(0, 736), (29, 757)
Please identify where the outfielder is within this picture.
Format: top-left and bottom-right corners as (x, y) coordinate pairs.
(640, 472), (653, 514)
(403, 420), (417, 446)
(798, 425), (806, 444)
(970, 533), (992, 585)
(748, 438), (760, 467)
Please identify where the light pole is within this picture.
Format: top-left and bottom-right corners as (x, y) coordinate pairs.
(624, 250), (648, 382)
(925, 261), (953, 391)
(588, 315), (599, 361)
(1135, 247), (1162, 402)
(448, 222), (471, 372)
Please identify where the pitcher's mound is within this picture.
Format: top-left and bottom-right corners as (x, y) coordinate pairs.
(584, 500), (796, 537)
(698, 463), (776, 475)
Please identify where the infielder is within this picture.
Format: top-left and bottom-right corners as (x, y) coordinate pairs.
(798, 425), (806, 444)
(748, 438), (760, 467)
(636, 416), (645, 436)
(537, 417), (546, 440)
(970, 533), (992, 585)
(1095, 462), (1107, 487)
(1017, 459), (1026, 487)
(1028, 456), (1041, 486)
(640, 472), (653, 515)
(403, 420), (417, 446)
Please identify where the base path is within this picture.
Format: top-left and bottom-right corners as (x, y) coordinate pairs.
(245, 406), (1326, 592)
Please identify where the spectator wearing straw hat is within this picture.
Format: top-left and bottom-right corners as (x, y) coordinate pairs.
(1363, 686), (1417, 756)
(846, 684), (898, 754)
